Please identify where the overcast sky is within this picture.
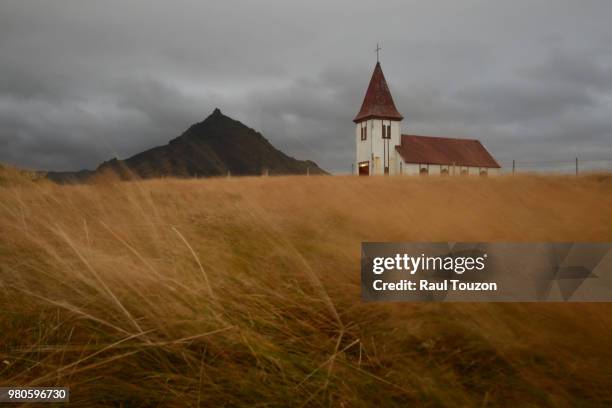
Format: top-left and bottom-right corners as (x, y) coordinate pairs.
(1, 0), (611, 173)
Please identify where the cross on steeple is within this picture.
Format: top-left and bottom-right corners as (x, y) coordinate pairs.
(375, 43), (382, 62)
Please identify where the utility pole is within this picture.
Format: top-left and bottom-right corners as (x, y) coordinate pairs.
(576, 157), (579, 176)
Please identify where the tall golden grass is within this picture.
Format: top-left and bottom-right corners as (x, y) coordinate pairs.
(1, 173), (612, 406)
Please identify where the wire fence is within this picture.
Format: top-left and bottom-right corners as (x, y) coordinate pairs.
(345, 158), (612, 175)
(498, 158), (612, 175)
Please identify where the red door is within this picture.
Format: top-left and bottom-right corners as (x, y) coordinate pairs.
(358, 161), (369, 176)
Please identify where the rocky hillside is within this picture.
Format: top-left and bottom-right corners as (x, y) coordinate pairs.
(48, 108), (326, 182)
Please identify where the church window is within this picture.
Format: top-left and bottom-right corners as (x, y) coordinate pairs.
(361, 126), (367, 141)
(382, 124), (391, 139)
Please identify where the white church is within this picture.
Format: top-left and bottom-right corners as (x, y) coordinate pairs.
(354, 61), (501, 176)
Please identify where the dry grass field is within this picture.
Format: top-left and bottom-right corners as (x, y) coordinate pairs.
(1, 173), (612, 407)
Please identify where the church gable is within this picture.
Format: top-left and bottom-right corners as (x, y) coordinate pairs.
(395, 135), (501, 168)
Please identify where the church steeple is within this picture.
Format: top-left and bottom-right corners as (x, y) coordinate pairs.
(353, 62), (403, 123)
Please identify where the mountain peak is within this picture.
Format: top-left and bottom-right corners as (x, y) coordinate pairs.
(202, 107), (228, 124)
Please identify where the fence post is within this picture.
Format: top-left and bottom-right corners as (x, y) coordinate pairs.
(306, 166), (310, 176)
(351, 163), (354, 175)
(512, 160), (515, 175)
(576, 157), (578, 176)
(227, 170), (231, 178)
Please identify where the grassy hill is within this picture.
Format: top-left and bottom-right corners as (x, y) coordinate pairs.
(1, 174), (611, 406)
(0, 163), (47, 187)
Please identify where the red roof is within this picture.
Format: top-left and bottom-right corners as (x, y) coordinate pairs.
(354, 62), (403, 123)
(396, 135), (501, 168)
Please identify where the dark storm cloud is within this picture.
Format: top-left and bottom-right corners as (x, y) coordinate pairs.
(1, 0), (611, 173)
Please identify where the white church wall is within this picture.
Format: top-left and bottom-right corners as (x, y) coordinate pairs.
(388, 121), (401, 175)
(395, 151), (404, 174)
(401, 163), (420, 175)
(355, 118), (402, 175)
(373, 156), (381, 174)
(370, 120), (382, 175)
(391, 121), (401, 148)
(399, 163), (500, 176)
(356, 123), (366, 171)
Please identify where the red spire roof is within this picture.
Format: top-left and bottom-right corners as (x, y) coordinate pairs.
(353, 62), (403, 123)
